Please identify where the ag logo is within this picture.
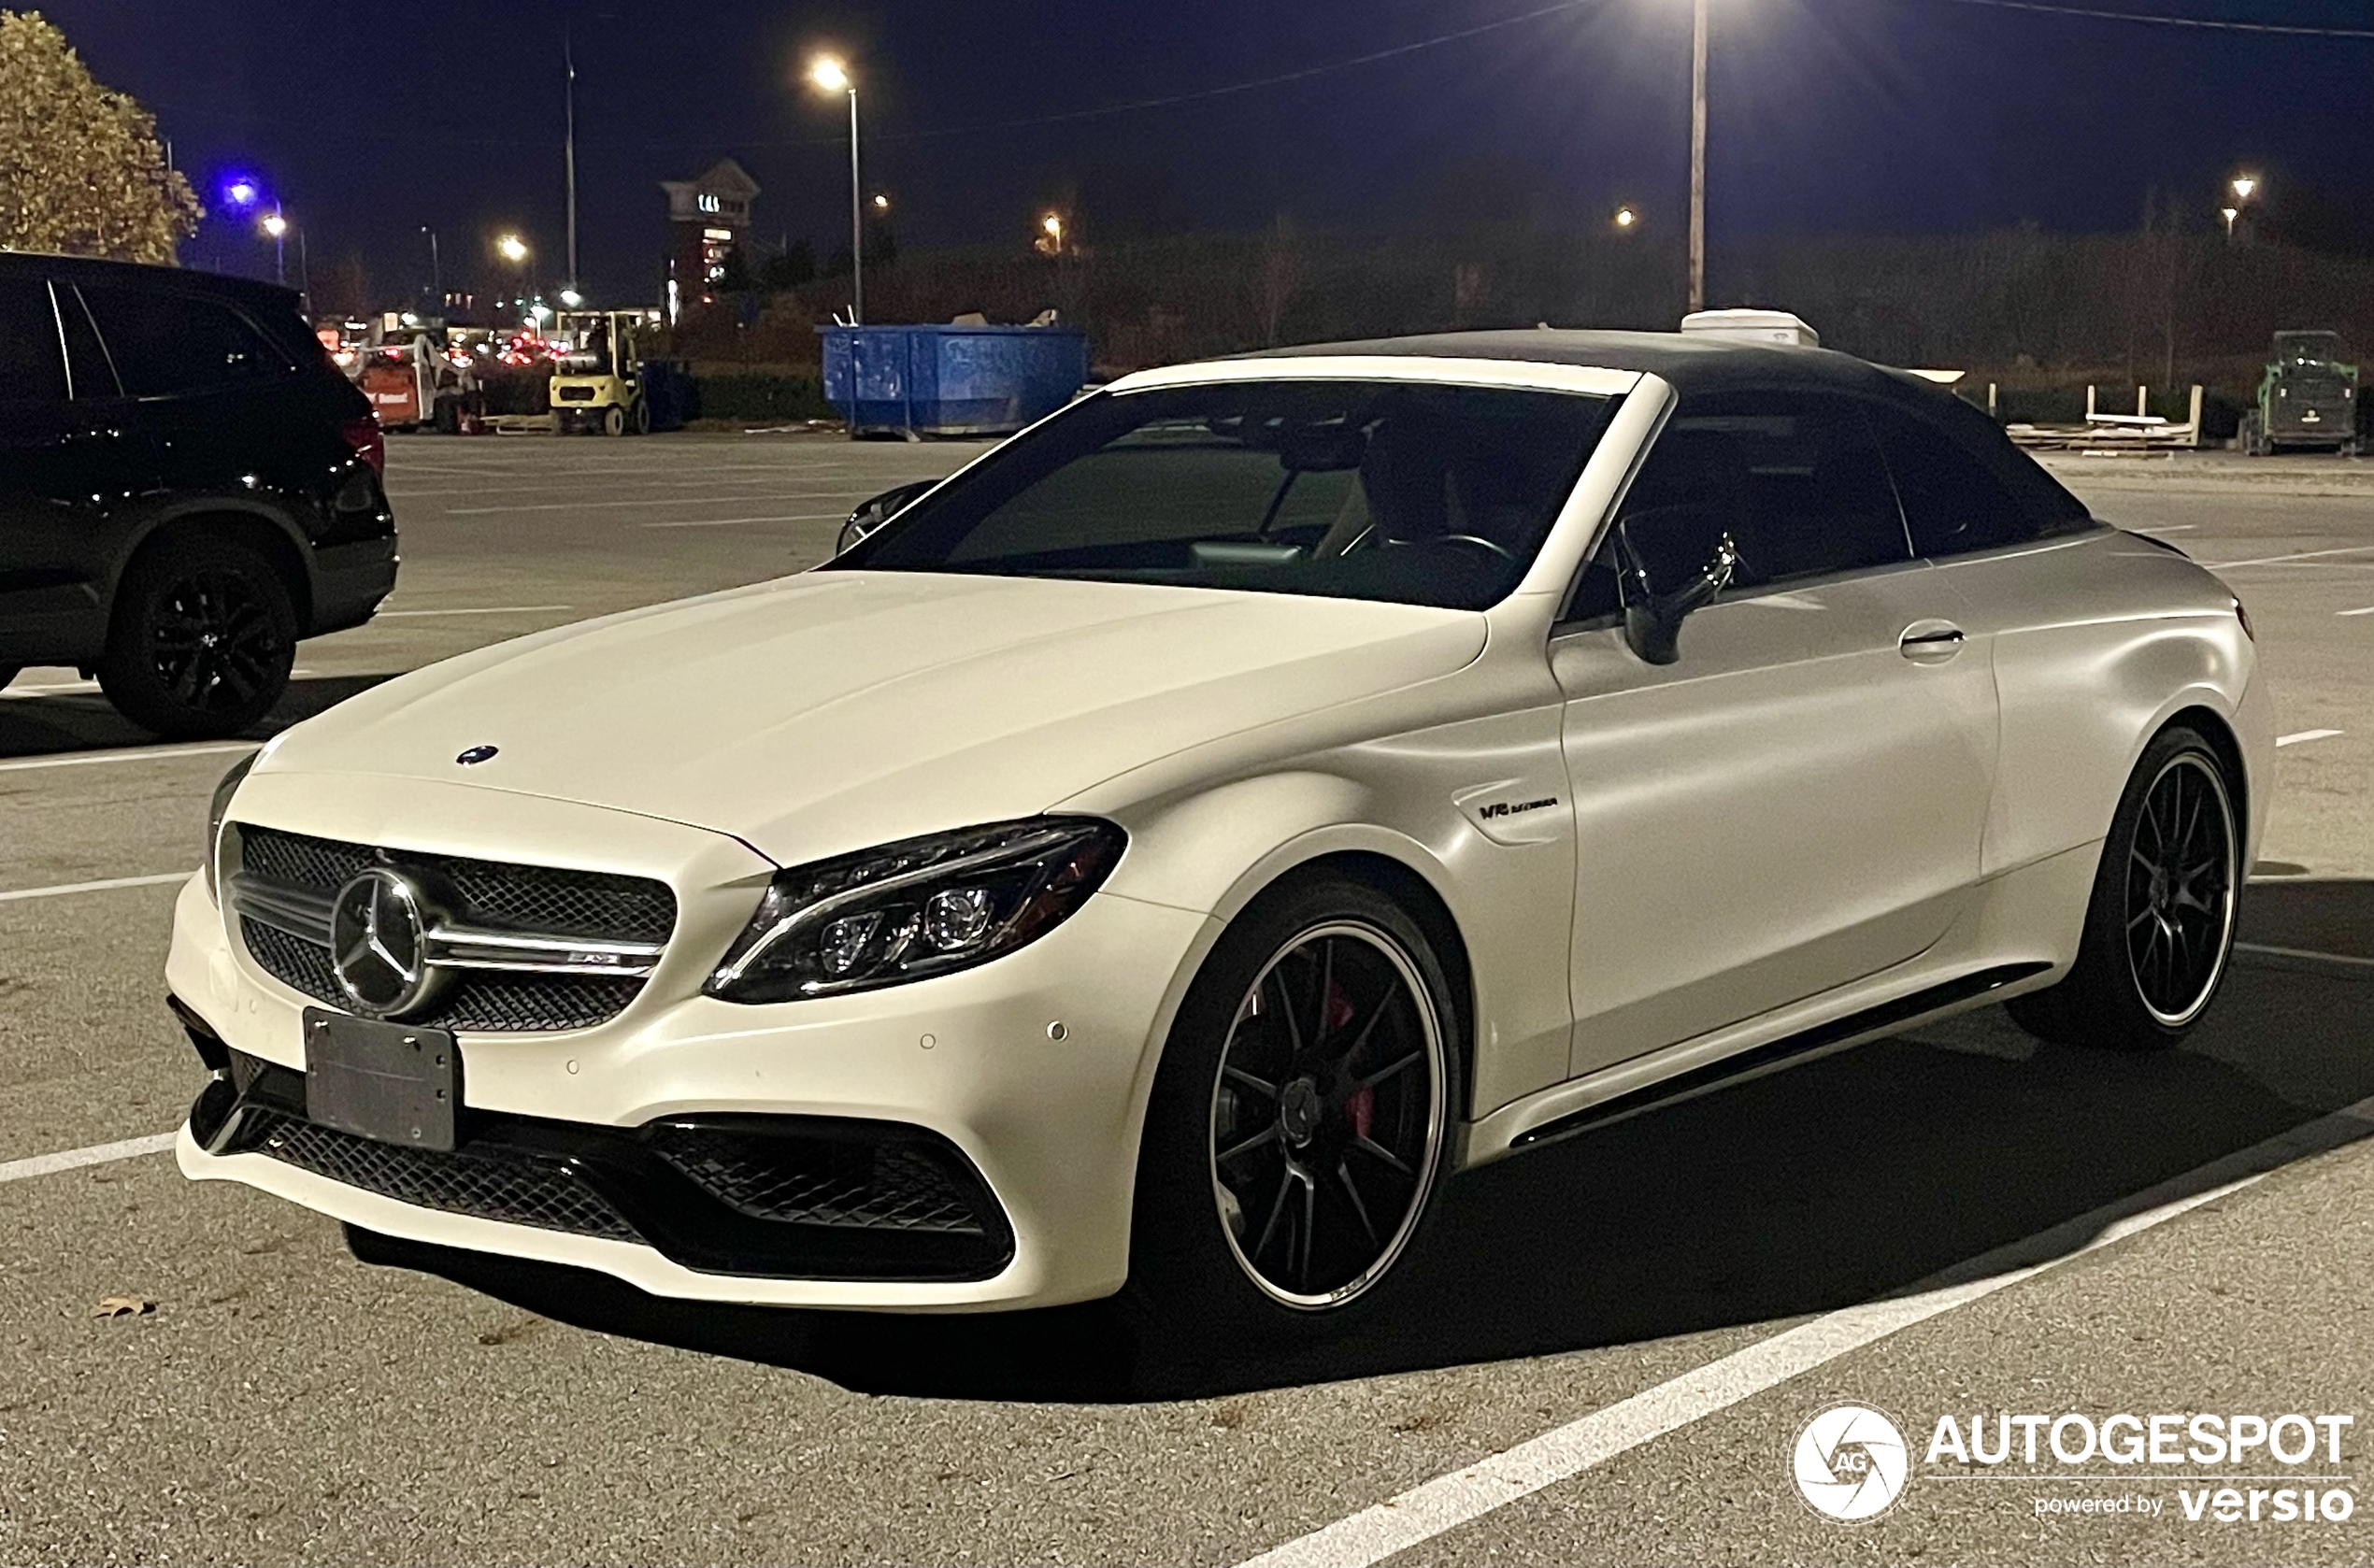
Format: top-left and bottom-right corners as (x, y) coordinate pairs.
(1791, 1403), (1910, 1522)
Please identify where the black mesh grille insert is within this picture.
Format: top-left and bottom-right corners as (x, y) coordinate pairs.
(651, 1127), (990, 1234)
(231, 826), (673, 1033)
(238, 1108), (641, 1243)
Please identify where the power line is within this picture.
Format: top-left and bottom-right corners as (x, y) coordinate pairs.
(1925, 0), (2374, 39)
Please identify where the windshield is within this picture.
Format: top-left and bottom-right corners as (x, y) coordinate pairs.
(2276, 332), (2344, 363)
(832, 378), (1614, 610)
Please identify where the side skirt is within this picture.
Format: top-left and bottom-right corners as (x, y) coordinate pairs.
(1474, 961), (2051, 1163)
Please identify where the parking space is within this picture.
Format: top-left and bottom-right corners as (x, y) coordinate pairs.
(2, 437), (2370, 1563)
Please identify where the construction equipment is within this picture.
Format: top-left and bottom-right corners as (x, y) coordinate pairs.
(549, 308), (659, 435)
(356, 333), (479, 433)
(2238, 331), (2360, 456)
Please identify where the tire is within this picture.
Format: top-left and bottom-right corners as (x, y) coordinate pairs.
(96, 537), (296, 740)
(2007, 725), (2239, 1051)
(629, 397), (651, 435)
(602, 404), (627, 437)
(1123, 873), (1463, 1347)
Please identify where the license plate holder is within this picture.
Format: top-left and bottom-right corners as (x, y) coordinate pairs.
(303, 1008), (462, 1151)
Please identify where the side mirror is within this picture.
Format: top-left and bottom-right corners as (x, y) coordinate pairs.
(836, 479), (937, 555)
(1618, 526), (1741, 666)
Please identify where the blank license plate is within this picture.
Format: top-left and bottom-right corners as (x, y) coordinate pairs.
(303, 1008), (462, 1151)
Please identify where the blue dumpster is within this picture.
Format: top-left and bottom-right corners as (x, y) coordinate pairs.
(818, 323), (1089, 437)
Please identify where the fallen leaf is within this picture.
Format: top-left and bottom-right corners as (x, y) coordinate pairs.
(92, 1295), (154, 1319)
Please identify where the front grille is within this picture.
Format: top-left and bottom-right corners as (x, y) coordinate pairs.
(556, 386), (595, 402)
(238, 1106), (641, 1242)
(231, 825), (677, 1033)
(651, 1126), (990, 1234)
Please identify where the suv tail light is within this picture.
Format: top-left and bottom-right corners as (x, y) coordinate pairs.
(340, 416), (385, 476)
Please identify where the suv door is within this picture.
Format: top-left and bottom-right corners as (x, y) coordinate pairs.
(0, 276), (153, 669)
(72, 281), (306, 501)
(1552, 390), (1998, 1076)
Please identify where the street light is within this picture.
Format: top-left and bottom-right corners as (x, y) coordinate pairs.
(260, 208), (288, 285)
(872, 192), (891, 211)
(496, 233), (528, 264)
(559, 287), (583, 307)
(1040, 212), (1064, 255)
(1613, 205), (1639, 232)
(2231, 174), (2259, 202)
(2222, 206), (2241, 240)
(808, 53), (865, 324)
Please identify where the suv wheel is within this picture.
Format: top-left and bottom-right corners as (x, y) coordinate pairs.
(97, 537), (296, 739)
(2008, 725), (2239, 1050)
(1126, 875), (1460, 1344)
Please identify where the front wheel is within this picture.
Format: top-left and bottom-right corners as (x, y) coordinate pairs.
(2008, 726), (2239, 1050)
(96, 538), (295, 739)
(1125, 875), (1460, 1344)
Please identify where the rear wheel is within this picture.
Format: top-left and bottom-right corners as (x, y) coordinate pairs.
(629, 397), (651, 435)
(1125, 875), (1459, 1345)
(602, 404), (627, 436)
(96, 537), (295, 739)
(2008, 726), (2239, 1050)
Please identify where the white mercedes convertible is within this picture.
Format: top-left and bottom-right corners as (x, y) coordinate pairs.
(169, 327), (2271, 1338)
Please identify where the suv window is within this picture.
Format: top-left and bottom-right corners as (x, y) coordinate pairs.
(77, 286), (291, 398)
(0, 278), (68, 405)
(1866, 400), (2040, 558)
(1566, 391), (1910, 620)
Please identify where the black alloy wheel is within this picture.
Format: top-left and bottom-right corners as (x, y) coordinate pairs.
(1127, 874), (1461, 1345)
(2123, 751), (2238, 1027)
(1211, 922), (1447, 1307)
(2008, 725), (2239, 1050)
(98, 539), (295, 739)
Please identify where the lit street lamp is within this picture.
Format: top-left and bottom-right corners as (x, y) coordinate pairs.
(2231, 174), (2259, 202)
(260, 208), (287, 285)
(809, 54), (865, 325)
(497, 233), (528, 264)
(2222, 206), (2241, 240)
(1613, 205), (1639, 233)
(1040, 212), (1065, 256)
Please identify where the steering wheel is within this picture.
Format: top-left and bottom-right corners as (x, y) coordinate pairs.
(1432, 533), (1516, 563)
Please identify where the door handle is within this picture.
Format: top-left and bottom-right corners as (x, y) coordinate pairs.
(1898, 620), (1966, 663)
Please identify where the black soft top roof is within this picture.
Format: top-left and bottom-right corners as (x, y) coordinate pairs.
(1237, 328), (2095, 531)
(1244, 328), (1943, 404)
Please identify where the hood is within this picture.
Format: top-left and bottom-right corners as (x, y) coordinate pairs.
(259, 571), (1485, 867)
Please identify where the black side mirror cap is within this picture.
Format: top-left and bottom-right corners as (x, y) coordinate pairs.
(836, 479), (939, 555)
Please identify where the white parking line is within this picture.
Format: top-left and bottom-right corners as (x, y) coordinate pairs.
(2277, 729), (2343, 747)
(2238, 942), (2374, 971)
(0, 1132), (179, 1187)
(2339, 606), (2374, 617)
(0, 871), (189, 903)
(444, 490), (862, 516)
(643, 513), (849, 529)
(0, 743), (252, 774)
(375, 605), (575, 618)
(2207, 545), (2374, 569)
(1240, 1094), (2374, 1568)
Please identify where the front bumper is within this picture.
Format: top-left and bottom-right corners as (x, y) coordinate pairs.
(168, 777), (1217, 1310)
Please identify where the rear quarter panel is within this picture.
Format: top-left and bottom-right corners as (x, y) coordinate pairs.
(1938, 529), (2262, 876)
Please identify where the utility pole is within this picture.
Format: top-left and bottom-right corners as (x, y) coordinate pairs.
(422, 225), (442, 309)
(1689, 0), (1709, 314)
(564, 21), (579, 295)
(848, 85), (864, 325)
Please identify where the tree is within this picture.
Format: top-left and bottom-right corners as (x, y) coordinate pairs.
(0, 11), (197, 262)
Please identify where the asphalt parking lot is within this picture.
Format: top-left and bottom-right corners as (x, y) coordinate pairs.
(3, 434), (2370, 1565)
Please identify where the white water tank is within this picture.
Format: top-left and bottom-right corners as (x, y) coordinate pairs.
(1679, 308), (1820, 348)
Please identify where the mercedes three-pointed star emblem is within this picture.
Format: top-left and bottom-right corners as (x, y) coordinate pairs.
(328, 868), (440, 1019)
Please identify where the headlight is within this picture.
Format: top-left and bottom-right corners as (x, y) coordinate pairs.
(204, 751), (258, 905)
(706, 818), (1126, 1004)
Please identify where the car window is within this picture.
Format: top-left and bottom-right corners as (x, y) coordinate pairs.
(0, 278), (68, 406)
(839, 380), (1613, 611)
(1865, 400), (2041, 558)
(77, 286), (292, 398)
(56, 287), (120, 398)
(1566, 390), (1911, 620)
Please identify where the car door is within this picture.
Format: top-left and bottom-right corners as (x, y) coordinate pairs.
(1551, 389), (1998, 1077)
(72, 280), (303, 503)
(0, 275), (152, 667)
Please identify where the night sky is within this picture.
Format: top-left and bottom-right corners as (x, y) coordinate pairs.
(33, 0), (2374, 307)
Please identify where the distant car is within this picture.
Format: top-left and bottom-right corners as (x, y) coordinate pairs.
(170, 330), (2269, 1341)
(0, 254), (396, 737)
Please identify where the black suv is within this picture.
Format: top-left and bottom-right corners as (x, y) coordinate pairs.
(1, 254), (395, 738)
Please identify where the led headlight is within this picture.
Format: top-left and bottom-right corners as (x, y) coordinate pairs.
(203, 751), (258, 905)
(706, 818), (1126, 1003)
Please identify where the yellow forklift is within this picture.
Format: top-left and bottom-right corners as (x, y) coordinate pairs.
(550, 308), (655, 435)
